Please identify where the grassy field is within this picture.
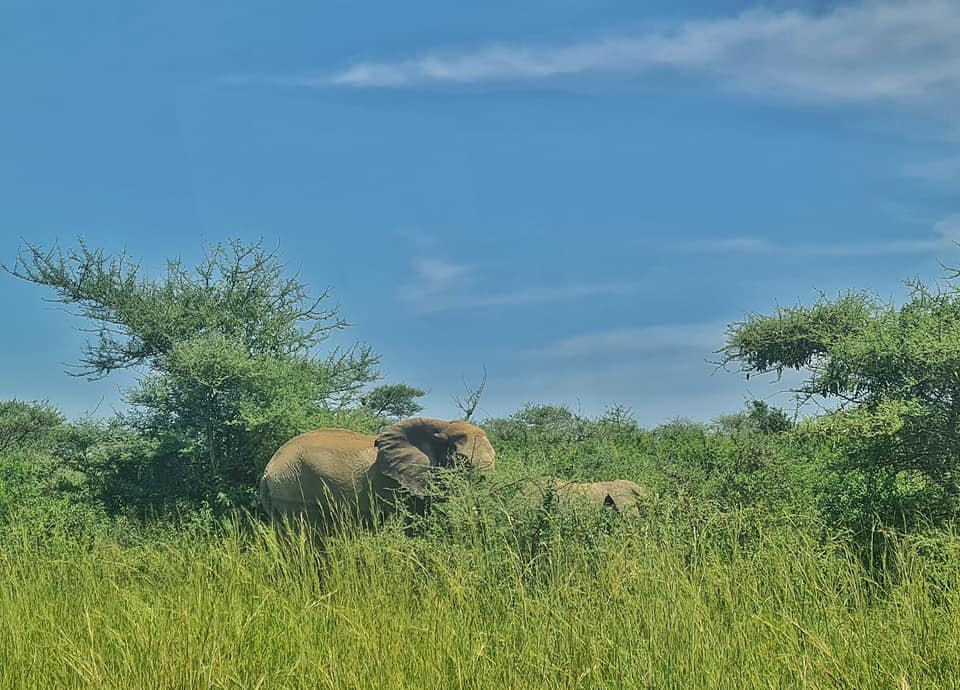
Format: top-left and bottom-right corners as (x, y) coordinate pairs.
(2, 504), (959, 690)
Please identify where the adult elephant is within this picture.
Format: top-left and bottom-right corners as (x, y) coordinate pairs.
(259, 417), (495, 531)
(521, 478), (647, 516)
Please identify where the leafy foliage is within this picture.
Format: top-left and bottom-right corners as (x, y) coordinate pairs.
(361, 384), (426, 422)
(722, 275), (960, 531)
(5, 239), (365, 377)
(0, 402), (111, 534)
(0, 400), (63, 453)
(712, 400), (794, 435)
(482, 401), (805, 518)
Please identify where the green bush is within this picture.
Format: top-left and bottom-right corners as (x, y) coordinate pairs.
(0, 402), (108, 530)
(484, 401), (808, 521)
(722, 273), (960, 532)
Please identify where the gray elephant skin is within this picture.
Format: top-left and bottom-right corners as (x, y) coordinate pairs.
(259, 417), (495, 530)
(522, 478), (647, 516)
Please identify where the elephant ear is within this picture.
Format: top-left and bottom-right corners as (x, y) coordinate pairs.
(373, 418), (446, 497)
(602, 492), (620, 511)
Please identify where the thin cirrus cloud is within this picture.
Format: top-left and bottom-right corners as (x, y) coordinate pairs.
(546, 321), (729, 358)
(417, 283), (640, 312)
(684, 238), (949, 257)
(405, 281), (643, 313)
(901, 157), (960, 183)
(239, 0), (960, 105)
(398, 257), (640, 311)
(682, 214), (960, 257)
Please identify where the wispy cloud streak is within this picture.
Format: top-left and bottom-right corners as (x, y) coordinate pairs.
(407, 282), (642, 313)
(682, 214), (960, 257)
(397, 256), (641, 313)
(548, 322), (728, 358)
(239, 0), (960, 104)
(902, 157), (960, 183)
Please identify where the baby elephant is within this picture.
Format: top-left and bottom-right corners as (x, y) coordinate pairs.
(521, 477), (648, 516)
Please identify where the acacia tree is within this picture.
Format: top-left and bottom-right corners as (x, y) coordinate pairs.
(5, 239), (380, 513)
(0, 400), (63, 454)
(361, 384), (426, 423)
(721, 277), (960, 528)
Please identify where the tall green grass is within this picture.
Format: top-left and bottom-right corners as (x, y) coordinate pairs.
(2, 506), (959, 689)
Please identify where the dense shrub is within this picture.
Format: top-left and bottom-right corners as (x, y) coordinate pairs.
(483, 401), (809, 520)
(723, 274), (960, 534)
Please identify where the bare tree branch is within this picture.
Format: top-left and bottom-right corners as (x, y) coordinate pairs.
(453, 367), (487, 421)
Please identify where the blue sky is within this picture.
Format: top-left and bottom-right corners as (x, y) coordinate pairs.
(1, 0), (959, 425)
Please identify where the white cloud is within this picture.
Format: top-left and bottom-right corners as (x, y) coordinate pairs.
(548, 321), (728, 357)
(412, 258), (468, 291)
(400, 257), (469, 303)
(934, 213), (960, 243)
(300, 0), (960, 104)
(400, 257), (469, 308)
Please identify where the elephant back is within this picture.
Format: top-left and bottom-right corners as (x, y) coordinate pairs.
(518, 477), (647, 516)
(260, 428), (379, 521)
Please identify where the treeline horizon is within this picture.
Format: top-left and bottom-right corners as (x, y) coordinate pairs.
(1, 237), (960, 542)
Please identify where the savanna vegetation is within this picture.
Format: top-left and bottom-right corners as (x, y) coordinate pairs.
(2, 239), (960, 688)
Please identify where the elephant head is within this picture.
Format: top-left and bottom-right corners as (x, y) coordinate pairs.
(372, 417), (495, 498)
